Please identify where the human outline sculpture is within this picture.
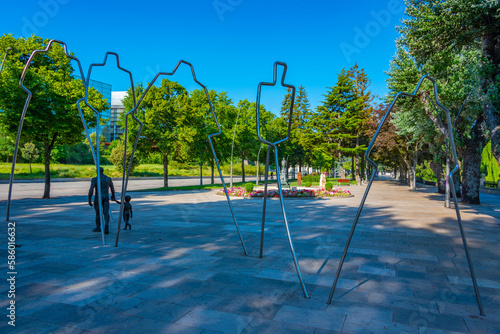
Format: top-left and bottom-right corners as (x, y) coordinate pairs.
(255, 61), (309, 298)
(114, 60), (248, 255)
(4, 41), (100, 232)
(326, 75), (484, 316)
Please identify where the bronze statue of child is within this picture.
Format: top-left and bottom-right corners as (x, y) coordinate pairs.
(123, 195), (133, 230)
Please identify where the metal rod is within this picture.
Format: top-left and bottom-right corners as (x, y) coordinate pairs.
(112, 60), (247, 254)
(230, 107), (241, 189)
(255, 61), (308, 298)
(95, 116), (105, 244)
(256, 145), (264, 186)
(273, 146), (309, 298)
(328, 168), (376, 304)
(6, 40), (91, 224)
(441, 85), (484, 315)
(327, 75), (484, 315)
(259, 146), (271, 258)
(0, 47), (12, 74)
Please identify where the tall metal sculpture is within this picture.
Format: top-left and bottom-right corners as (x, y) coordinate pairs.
(77, 52), (136, 245)
(113, 60), (248, 255)
(4, 41), (98, 234)
(326, 75), (484, 316)
(256, 61), (309, 298)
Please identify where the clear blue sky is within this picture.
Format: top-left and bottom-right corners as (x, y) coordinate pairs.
(1, 0), (405, 114)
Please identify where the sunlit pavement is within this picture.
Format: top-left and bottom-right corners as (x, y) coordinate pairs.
(1, 176), (499, 333)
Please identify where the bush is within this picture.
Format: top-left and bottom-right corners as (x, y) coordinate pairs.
(109, 142), (139, 174)
(325, 182), (333, 191)
(302, 174), (320, 183)
(245, 182), (254, 193)
(305, 182), (312, 187)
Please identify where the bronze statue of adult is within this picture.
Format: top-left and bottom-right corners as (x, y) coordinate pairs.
(88, 167), (116, 234)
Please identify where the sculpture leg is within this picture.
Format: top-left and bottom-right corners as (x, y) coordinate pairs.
(259, 146), (272, 258)
(328, 169), (376, 304)
(208, 136), (248, 255)
(449, 174), (484, 316)
(273, 148), (309, 298)
(103, 200), (110, 234)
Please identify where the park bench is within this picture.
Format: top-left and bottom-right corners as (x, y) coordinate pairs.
(337, 178), (350, 186)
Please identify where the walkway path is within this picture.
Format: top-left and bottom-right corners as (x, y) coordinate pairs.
(1, 176), (499, 333)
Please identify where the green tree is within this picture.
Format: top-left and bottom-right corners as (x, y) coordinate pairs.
(307, 69), (365, 178)
(347, 64), (373, 180)
(0, 35), (108, 198)
(397, 0), (499, 203)
(0, 124), (15, 162)
(391, 20), (485, 202)
(279, 86), (311, 175)
(400, 0), (500, 164)
(233, 99), (274, 182)
(122, 79), (194, 187)
(21, 142), (39, 173)
(185, 88), (232, 184)
(481, 141), (500, 183)
(110, 140), (138, 174)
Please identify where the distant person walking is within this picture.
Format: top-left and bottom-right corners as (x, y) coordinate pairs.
(88, 167), (116, 234)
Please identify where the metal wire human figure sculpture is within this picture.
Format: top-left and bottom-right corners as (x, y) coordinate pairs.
(4, 41), (98, 230)
(326, 75), (484, 316)
(77, 52), (136, 245)
(256, 61), (309, 298)
(113, 60), (248, 255)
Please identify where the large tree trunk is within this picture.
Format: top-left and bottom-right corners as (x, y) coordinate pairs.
(163, 153), (169, 188)
(460, 116), (486, 204)
(360, 153), (365, 180)
(241, 157), (245, 183)
(351, 156), (355, 180)
(404, 159), (415, 189)
(461, 146), (482, 204)
(211, 159), (215, 184)
(199, 161), (203, 186)
(43, 142), (51, 199)
(399, 166), (407, 184)
(430, 160), (445, 194)
(355, 137), (360, 180)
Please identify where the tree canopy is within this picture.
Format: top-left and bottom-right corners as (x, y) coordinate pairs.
(0, 34), (108, 198)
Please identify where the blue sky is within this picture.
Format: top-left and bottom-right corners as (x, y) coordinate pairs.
(1, 0), (405, 114)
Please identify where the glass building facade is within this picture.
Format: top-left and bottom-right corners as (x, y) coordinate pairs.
(110, 91), (127, 142)
(87, 79), (112, 142)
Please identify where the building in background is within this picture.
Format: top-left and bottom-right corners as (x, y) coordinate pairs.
(84, 78), (112, 142)
(110, 91), (127, 142)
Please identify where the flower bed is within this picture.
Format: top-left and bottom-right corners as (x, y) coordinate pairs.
(216, 187), (352, 198)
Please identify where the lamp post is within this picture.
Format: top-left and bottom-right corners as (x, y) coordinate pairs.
(230, 107), (241, 188)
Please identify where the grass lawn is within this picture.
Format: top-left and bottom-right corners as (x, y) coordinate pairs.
(0, 163), (262, 180)
(135, 180), (276, 192)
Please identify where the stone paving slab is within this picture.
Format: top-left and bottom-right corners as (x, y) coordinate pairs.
(1, 176), (499, 333)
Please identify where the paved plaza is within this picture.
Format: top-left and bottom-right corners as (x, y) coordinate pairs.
(1, 176), (499, 333)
